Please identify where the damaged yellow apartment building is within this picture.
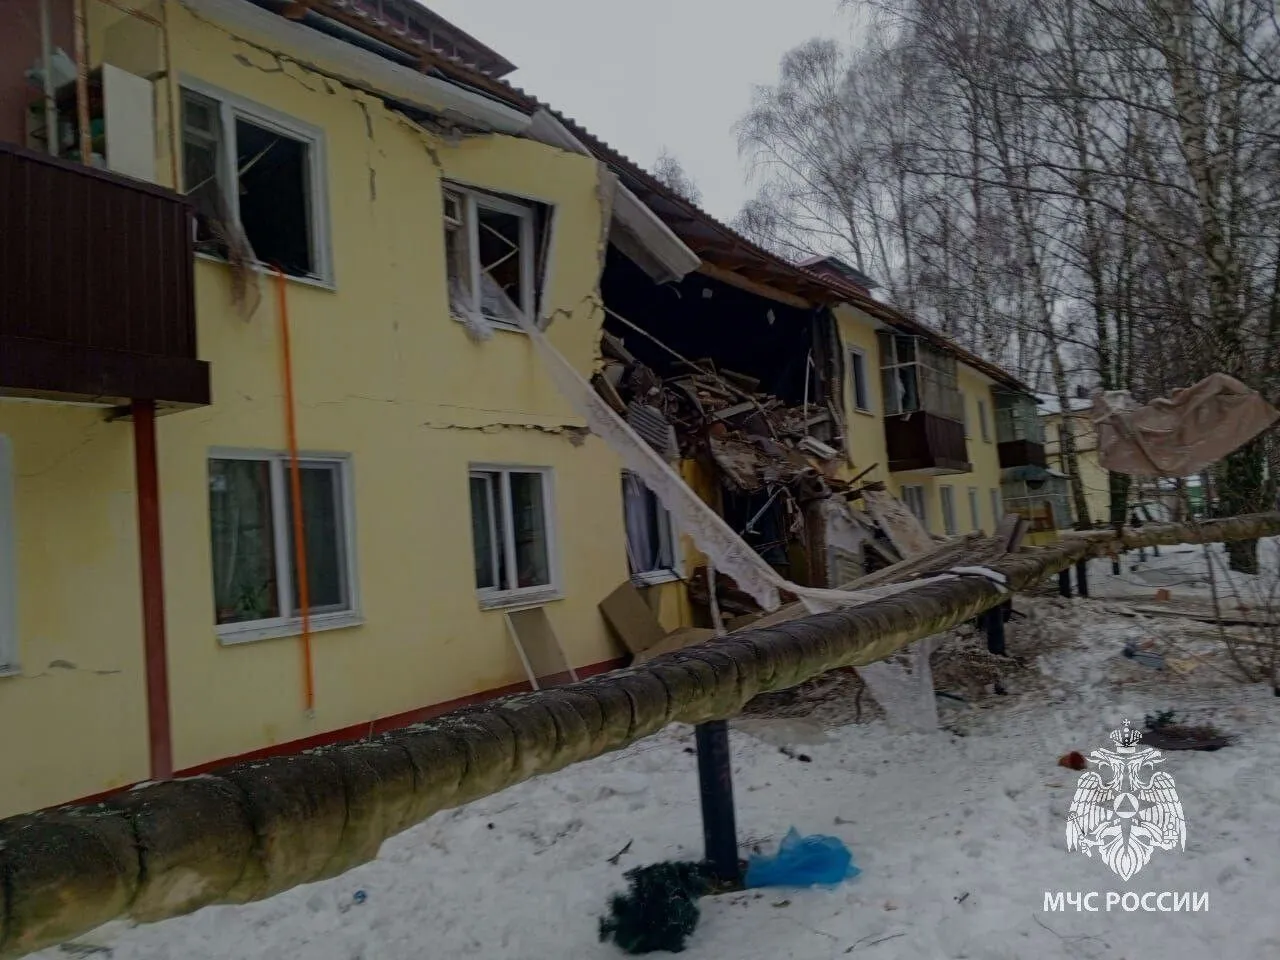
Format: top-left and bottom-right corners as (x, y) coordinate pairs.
(0, 0), (1040, 816)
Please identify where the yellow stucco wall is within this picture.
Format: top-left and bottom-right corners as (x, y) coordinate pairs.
(0, 403), (151, 815)
(833, 305), (1004, 537)
(1043, 412), (1110, 525)
(159, 5), (627, 771)
(833, 305), (891, 483)
(955, 364), (1003, 534)
(0, 1), (631, 814)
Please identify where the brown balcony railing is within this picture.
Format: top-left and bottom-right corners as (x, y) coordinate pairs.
(885, 412), (971, 474)
(0, 141), (209, 407)
(997, 439), (1047, 469)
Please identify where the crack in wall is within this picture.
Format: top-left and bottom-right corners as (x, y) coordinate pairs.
(22, 659), (124, 678)
(420, 422), (590, 445)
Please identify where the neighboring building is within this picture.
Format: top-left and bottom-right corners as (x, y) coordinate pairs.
(1040, 393), (1110, 527)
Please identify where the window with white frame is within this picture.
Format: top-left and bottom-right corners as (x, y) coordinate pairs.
(877, 332), (964, 420)
(622, 471), (679, 583)
(978, 399), (991, 441)
(990, 488), (1002, 526)
(444, 184), (546, 328)
(968, 486), (981, 532)
(181, 82), (330, 281)
(470, 466), (557, 605)
(208, 452), (357, 639)
(940, 485), (958, 535)
(847, 347), (871, 413)
(0, 436), (16, 673)
(901, 484), (927, 526)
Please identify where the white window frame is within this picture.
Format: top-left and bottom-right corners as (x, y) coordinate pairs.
(940, 485), (958, 536)
(990, 488), (1002, 526)
(0, 436), (17, 675)
(978, 398), (991, 442)
(208, 448), (360, 644)
(622, 470), (682, 586)
(445, 183), (538, 330)
(847, 346), (872, 414)
(180, 76), (333, 286)
(469, 464), (561, 609)
(901, 484), (927, 527)
(968, 486), (981, 532)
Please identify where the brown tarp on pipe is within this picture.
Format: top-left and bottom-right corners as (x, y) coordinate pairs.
(1091, 374), (1280, 478)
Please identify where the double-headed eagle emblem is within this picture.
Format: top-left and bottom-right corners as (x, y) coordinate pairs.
(1066, 719), (1186, 881)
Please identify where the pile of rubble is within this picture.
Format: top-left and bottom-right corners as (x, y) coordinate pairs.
(592, 331), (849, 499)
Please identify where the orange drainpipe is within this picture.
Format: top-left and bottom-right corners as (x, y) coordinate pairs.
(274, 268), (315, 713)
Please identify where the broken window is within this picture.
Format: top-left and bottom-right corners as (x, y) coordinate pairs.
(180, 84), (329, 281)
(469, 466), (557, 605)
(208, 453), (357, 638)
(878, 333), (963, 421)
(622, 471), (679, 583)
(444, 185), (544, 327)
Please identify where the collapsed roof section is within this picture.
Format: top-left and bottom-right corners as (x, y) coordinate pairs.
(213, 0), (1034, 397)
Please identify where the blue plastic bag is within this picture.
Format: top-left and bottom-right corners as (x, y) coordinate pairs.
(744, 828), (860, 889)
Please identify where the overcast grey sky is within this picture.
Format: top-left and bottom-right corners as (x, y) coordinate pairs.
(426, 0), (857, 223)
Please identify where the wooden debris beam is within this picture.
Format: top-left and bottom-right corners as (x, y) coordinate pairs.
(1, 512), (1277, 958)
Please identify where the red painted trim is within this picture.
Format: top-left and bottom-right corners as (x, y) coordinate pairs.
(62, 656), (626, 805)
(132, 399), (173, 780)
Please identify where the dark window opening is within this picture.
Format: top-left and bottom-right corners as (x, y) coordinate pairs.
(236, 119), (312, 278)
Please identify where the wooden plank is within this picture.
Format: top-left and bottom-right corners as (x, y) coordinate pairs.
(504, 606), (578, 688)
(863, 488), (936, 559)
(742, 533), (996, 633)
(598, 581), (667, 655)
(695, 260), (813, 310)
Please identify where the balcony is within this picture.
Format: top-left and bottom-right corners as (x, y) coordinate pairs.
(994, 391), (1046, 469)
(997, 439), (1047, 469)
(0, 142), (209, 408)
(885, 412), (972, 474)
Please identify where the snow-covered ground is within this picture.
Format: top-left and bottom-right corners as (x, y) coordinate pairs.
(1088, 536), (1280, 612)
(38, 578), (1280, 960)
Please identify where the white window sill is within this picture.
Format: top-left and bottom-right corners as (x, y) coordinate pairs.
(478, 587), (563, 611)
(853, 406), (875, 418)
(0, 662), (21, 679)
(216, 611), (363, 646)
(196, 251), (335, 292)
(450, 313), (529, 335)
(630, 569), (683, 587)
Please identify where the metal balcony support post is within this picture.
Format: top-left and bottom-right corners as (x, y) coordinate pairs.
(695, 720), (740, 883)
(983, 604), (1007, 656)
(696, 564), (740, 884)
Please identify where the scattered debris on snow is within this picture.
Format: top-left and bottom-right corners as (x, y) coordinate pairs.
(30, 574), (1280, 960)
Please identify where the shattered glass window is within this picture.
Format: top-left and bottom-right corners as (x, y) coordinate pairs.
(476, 205), (526, 321)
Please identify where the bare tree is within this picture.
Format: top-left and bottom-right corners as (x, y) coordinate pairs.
(652, 147), (703, 206)
(736, 0), (1280, 556)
